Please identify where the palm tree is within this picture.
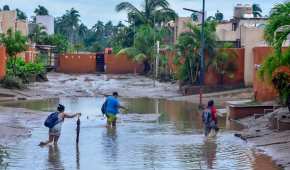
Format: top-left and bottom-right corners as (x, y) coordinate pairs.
(259, 1), (290, 106)
(55, 8), (80, 44)
(175, 21), (217, 84)
(210, 43), (237, 85)
(116, 0), (177, 27)
(16, 9), (27, 20)
(191, 13), (198, 22)
(29, 24), (47, 44)
(34, 5), (49, 16)
(252, 4), (262, 18)
(215, 10), (224, 22)
(117, 25), (166, 74)
(264, 2), (290, 50)
(3, 5), (10, 11)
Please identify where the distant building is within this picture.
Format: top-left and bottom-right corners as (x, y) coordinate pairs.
(36, 15), (54, 35)
(0, 10), (28, 36)
(234, 4), (253, 19)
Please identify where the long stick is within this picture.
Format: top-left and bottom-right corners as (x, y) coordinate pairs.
(76, 115), (80, 144)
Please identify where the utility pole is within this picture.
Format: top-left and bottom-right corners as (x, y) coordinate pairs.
(183, 0), (206, 108)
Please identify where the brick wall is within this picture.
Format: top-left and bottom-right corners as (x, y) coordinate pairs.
(0, 46), (6, 80)
(253, 47), (277, 101)
(105, 53), (143, 74)
(58, 54), (96, 73)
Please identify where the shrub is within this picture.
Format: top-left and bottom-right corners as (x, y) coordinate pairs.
(6, 57), (45, 83)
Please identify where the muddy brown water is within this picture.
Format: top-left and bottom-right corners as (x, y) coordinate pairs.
(0, 97), (282, 170)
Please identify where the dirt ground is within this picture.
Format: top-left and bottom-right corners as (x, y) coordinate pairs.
(238, 107), (290, 170)
(23, 73), (181, 99)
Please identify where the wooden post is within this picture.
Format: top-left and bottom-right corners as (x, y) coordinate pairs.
(76, 115), (80, 144)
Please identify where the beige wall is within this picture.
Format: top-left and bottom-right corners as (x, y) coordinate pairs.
(0, 11), (16, 34)
(241, 26), (266, 86)
(216, 23), (237, 41)
(15, 20), (28, 36)
(174, 17), (195, 43)
(0, 10), (28, 36)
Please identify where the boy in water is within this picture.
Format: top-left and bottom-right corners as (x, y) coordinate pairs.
(202, 100), (219, 137)
(104, 92), (127, 127)
(39, 104), (81, 146)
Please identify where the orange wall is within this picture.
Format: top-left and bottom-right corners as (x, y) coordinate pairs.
(253, 47), (277, 101)
(24, 47), (37, 63)
(0, 46), (6, 80)
(205, 48), (245, 86)
(58, 54), (96, 73)
(105, 53), (143, 74)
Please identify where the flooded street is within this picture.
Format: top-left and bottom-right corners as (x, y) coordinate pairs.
(0, 98), (282, 170)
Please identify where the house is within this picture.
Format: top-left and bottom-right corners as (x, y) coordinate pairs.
(0, 10), (28, 36)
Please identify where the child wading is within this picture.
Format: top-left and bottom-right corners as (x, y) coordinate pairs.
(102, 92), (127, 128)
(39, 104), (81, 146)
(202, 100), (219, 137)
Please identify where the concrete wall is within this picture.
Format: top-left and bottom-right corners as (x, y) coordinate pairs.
(105, 53), (143, 74)
(0, 46), (6, 80)
(0, 11), (16, 34)
(15, 20), (28, 36)
(253, 47), (277, 101)
(58, 54), (96, 73)
(36, 15), (54, 35)
(241, 26), (266, 86)
(0, 10), (28, 36)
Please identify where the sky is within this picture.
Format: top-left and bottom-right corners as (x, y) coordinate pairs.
(0, 0), (285, 28)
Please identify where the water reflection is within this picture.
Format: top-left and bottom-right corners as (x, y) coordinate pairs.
(76, 144), (80, 170)
(47, 145), (64, 170)
(102, 128), (119, 165)
(202, 139), (217, 169)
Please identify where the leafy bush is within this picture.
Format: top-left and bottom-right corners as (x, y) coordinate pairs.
(6, 57), (45, 83)
(1, 74), (25, 89)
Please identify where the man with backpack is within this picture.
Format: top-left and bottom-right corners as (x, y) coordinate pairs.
(102, 92), (127, 127)
(39, 104), (81, 146)
(202, 100), (219, 137)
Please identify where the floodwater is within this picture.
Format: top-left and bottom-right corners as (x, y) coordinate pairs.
(0, 97), (282, 170)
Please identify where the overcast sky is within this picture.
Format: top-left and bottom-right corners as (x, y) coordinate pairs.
(0, 0), (285, 27)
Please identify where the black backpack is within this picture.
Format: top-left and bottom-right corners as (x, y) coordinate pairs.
(44, 112), (60, 128)
(101, 100), (107, 114)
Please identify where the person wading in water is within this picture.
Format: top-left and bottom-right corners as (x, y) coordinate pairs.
(202, 100), (219, 137)
(102, 92), (127, 128)
(39, 104), (81, 146)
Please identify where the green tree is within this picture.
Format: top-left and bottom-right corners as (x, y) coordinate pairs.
(210, 43), (237, 85)
(41, 34), (69, 53)
(116, 0), (177, 27)
(16, 9), (27, 20)
(259, 1), (290, 106)
(29, 24), (47, 44)
(117, 25), (166, 74)
(0, 29), (27, 74)
(264, 2), (290, 51)
(175, 21), (217, 84)
(252, 4), (263, 18)
(55, 8), (80, 44)
(191, 13), (198, 22)
(34, 5), (49, 16)
(215, 10), (224, 22)
(3, 5), (10, 11)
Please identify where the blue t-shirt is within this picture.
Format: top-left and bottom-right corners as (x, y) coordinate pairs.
(105, 96), (120, 115)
